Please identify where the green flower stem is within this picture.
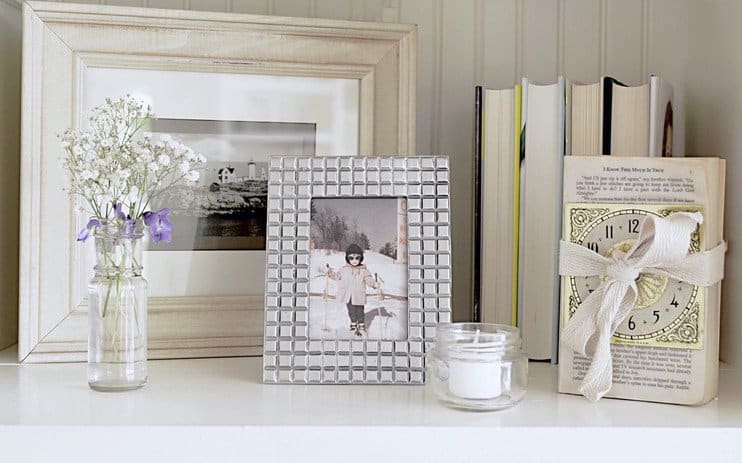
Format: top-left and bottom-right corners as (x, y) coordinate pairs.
(132, 289), (142, 338)
(98, 236), (143, 348)
(101, 277), (113, 319)
(100, 248), (118, 319)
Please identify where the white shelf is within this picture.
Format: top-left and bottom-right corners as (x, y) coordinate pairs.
(2, 346), (742, 462)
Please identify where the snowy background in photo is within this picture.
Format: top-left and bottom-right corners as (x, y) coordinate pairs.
(309, 250), (408, 340)
(309, 198), (408, 340)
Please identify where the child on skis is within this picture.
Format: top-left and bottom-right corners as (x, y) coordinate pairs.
(325, 244), (381, 336)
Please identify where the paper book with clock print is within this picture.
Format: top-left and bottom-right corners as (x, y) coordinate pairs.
(559, 156), (725, 405)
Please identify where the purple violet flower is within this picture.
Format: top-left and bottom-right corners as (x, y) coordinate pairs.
(123, 218), (138, 236)
(143, 208), (173, 244)
(113, 202), (127, 221)
(114, 202), (139, 236)
(76, 218), (101, 242)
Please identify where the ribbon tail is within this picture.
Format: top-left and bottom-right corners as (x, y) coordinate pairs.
(574, 282), (637, 401)
(560, 286), (607, 357)
(579, 326), (614, 402)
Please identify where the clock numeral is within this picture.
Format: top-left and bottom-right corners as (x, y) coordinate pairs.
(586, 242), (599, 253)
(653, 310), (660, 324)
(628, 316), (635, 331)
(628, 218), (640, 234)
(670, 295), (679, 307)
(605, 225), (614, 239)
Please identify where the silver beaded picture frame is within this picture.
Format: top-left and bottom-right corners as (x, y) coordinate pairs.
(262, 156), (452, 384)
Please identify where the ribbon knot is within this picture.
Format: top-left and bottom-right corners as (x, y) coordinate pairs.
(605, 255), (641, 283)
(559, 211), (726, 402)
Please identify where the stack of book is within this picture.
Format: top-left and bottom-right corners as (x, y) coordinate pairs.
(472, 75), (678, 361)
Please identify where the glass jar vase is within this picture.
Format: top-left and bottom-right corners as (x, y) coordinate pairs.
(427, 323), (528, 410)
(87, 220), (148, 391)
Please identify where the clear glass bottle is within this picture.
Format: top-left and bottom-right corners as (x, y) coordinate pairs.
(428, 323), (527, 410)
(87, 220), (148, 391)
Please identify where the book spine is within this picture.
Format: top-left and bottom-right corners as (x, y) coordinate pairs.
(602, 76), (627, 155)
(601, 77), (613, 155)
(516, 78), (528, 332)
(472, 86), (483, 323)
(511, 85), (522, 326)
(552, 76), (566, 363)
(648, 75), (658, 156)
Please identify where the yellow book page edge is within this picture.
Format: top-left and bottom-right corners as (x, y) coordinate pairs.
(511, 84), (522, 326)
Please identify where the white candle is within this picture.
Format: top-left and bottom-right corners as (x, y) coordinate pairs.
(448, 359), (503, 399)
(447, 329), (504, 399)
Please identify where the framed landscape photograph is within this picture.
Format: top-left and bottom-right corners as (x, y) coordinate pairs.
(263, 156), (452, 384)
(19, 2), (416, 362)
(150, 118), (316, 252)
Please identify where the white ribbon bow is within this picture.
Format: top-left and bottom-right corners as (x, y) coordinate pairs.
(559, 212), (726, 402)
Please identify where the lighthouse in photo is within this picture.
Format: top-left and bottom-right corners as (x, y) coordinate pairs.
(247, 159), (256, 179)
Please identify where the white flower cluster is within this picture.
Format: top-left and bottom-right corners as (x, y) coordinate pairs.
(60, 95), (206, 219)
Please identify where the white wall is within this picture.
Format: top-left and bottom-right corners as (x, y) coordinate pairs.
(687, 0), (742, 366)
(1, 0), (693, 332)
(397, 0), (688, 323)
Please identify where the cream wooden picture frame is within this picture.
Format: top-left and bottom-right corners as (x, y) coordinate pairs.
(19, 1), (416, 363)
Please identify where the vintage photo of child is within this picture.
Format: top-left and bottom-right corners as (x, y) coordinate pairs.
(309, 198), (408, 340)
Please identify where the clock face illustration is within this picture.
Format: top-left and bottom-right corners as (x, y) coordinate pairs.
(564, 203), (705, 349)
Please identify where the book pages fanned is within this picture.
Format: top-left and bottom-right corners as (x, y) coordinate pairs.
(610, 84), (650, 156)
(559, 156), (725, 404)
(480, 88), (516, 325)
(648, 76), (676, 157)
(570, 81), (602, 156)
(519, 78), (565, 362)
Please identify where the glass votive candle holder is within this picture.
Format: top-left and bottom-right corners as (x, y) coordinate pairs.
(427, 323), (528, 411)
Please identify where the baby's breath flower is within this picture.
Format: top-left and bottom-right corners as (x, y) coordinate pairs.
(186, 170), (200, 182)
(59, 96), (204, 220)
